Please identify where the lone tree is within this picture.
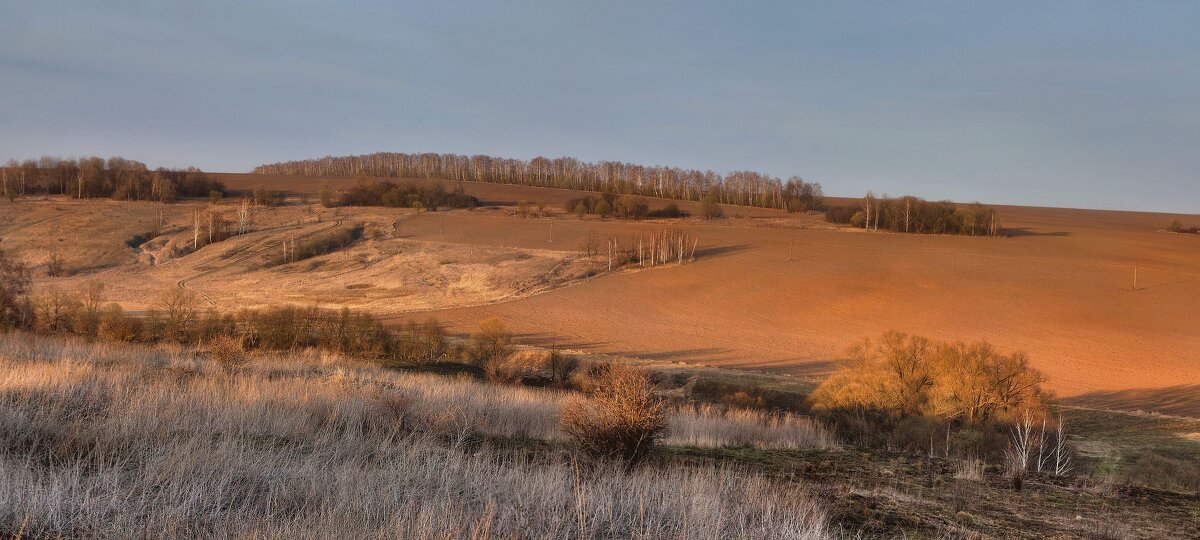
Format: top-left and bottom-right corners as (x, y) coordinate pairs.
(319, 180), (335, 208)
(560, 363), (667, 469)
(700, 193), (723, 219)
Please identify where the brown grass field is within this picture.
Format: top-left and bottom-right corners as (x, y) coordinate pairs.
(4, 172), (1198, 416)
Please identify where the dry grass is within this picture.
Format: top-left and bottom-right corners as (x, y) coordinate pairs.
(0, 332), (831, 538)
(669, 404), (837, 450)
(953, 456), (986, 481)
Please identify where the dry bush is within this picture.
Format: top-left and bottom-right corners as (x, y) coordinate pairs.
(154, 289), (199, 342)
(206, 334), (247, 370)
(561, 363), (667, 467)
(97, 303), (140, 342)
(31, 287), (79, 333)
(0, 333), (828, 539)
(389, 318), (448, 365)
(0, 249), (32, 330)
(543, 350), (578, 386)
(1122, 450), (1200, 493)
(469, 317), (513, 380)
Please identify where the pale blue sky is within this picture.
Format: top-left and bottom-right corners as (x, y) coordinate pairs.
(2, 1), (1198, 212)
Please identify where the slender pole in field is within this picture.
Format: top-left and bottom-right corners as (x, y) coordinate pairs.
(549, 222), (553, 243)
(1133, 266), (1138, 291)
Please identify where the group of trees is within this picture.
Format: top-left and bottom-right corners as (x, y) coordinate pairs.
(563, 194), (686, 220)
(582, 229), (698, 272)
(827, 193), (1002, 236)
(2, 157), (224, 202)
(809, 331), (1063, 467)
(328, 176), (478, 210)
(811, 332), (1046, 424)
(1167, 220), (1198, 234)
(254, 152), (824, 212)
(0, 275), (449, 363)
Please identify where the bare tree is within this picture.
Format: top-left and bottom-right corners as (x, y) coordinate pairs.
(1005, 409), (1037, 480)
(237, 198), (254, 235)
(863, 191), (875, 231)
(1052, 415), (1073, 476)
(192, 211), (201, 251)
(156, 289), (199, 342)
(902, 196), (913, 233)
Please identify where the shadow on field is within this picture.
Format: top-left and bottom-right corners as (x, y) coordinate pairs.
(1001, 227), (1071, 238)
(633, 347), (733, 361)
(694, 243), (751, 258)
(740, 358), (842, 379)
(1063, 384), (1200, 418)
(513, 331), (610, 350)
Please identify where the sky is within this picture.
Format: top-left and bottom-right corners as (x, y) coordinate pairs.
(2, 1), (1198, 213)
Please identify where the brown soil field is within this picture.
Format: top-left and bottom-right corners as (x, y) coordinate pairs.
(224, 174), (1200, 414)
(7, 174), (1200, 415)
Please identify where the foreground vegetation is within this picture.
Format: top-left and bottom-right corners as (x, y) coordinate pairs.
(0, 334), (831, 539)
(2, 242), (1198, 537)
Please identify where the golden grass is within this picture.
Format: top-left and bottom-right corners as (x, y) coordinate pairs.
(0, 332), (831, 539)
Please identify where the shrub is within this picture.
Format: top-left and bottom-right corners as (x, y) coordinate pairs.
(155, 289), (199, 343)
(648, 202), (686, 218)
(390, 319), (448, 365)
(97, 303), (141, 342)
(194, 308), (236, 343)
(206, 334), (247, 370)
(560, 363), (667, 468)
(0, 249), (32, 329)
(32, 287), (79, 333)
(46, 251), (67, 277)
(470, 318), (513, 381)
(700, 193), (723, 219)
(319, 180), (335, 207)
(544, 350), (578, 386)
(593, 198), (613, 217)
(1122, 451), (1200, 493)
(252, 185), (285, 206)
(824, 205), (857, 224)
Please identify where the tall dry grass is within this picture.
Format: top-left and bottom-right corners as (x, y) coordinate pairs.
(0, 333), (831, 539)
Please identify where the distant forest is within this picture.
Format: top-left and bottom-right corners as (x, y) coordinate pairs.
(2, 157), (223, 202)
(826, 193), (1002, 236)
(253, 152), (825, 212)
